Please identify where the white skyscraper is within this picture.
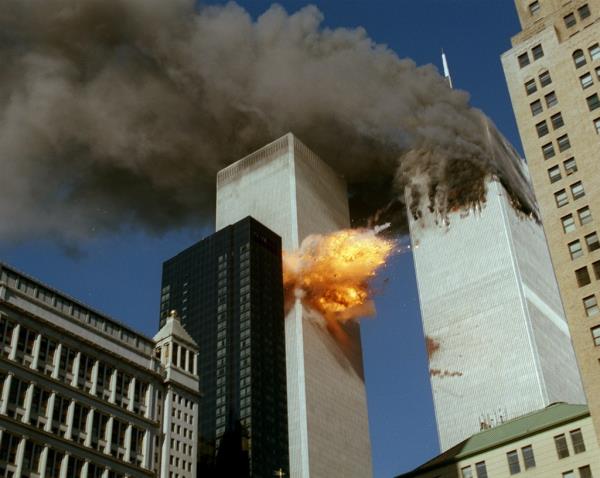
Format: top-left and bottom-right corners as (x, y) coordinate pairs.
(409, 179), (586, 451)
(216, 133), (372, 478)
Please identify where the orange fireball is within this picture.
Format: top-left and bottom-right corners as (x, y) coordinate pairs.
(283, 227), (394, 321)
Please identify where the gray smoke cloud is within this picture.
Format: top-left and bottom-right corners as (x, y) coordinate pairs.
(0, 0), (536, 242)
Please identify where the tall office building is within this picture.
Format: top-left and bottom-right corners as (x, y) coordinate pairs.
(502, 0), (600, 440)
(410, 178), (585, 451)
(0, 262), (200, 478)
(216, 133), (373, 478)
(160, 217), (289, 477)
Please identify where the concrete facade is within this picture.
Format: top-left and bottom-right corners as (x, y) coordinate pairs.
(397, 403), (599, 478)
(410, 181), (585, 451)
(502, 0), (600, 442)
(216, 133), (373, 478)
(0, 263), (200, 478)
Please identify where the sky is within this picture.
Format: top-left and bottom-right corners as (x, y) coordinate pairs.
(0, 1), (525, 477)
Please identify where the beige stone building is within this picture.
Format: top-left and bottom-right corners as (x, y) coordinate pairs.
(397, 403), (599, 478)
(501, 0), (600, 442)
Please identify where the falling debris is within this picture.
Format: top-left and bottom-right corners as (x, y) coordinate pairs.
(0, 0), (537, 242)
(283, 227), (394, 322)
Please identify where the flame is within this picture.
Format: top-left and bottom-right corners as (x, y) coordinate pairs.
(283, 226), (394, 322)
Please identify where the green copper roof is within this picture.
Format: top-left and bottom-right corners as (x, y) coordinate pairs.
(397, 403), (589, 477)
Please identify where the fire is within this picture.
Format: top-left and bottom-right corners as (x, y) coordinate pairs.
(283, 226), (394, 322)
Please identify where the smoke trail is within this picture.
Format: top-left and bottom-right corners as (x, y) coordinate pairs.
(0, 0), (536, 241)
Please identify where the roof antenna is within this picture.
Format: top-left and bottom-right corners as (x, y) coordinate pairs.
(441, 49), (453, 89)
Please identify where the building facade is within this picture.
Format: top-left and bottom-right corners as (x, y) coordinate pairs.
(397, 402), (599, 478)
(160, 217), (289, 477)
(0, 262), (200, 478)
(502, 0), (600, 441)
(216, 133), (373, 478)
(409, 179), (585, 451)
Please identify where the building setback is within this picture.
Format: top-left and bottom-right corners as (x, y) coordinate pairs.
(0, 262), (200, 478)
(396, 402), (599, 478)
(409, 177), (585, 451)
(216, 133), (373, 478)
(160, 216), (289, 477)
(502, 0), (600, 441)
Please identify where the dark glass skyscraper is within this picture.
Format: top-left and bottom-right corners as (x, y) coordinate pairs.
(160, 216), (289, 477)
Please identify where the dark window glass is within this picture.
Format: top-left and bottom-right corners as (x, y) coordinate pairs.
(539, 70), (552, 86)
(542, 142), (556, 159)
(545, 91), (558, 108)
(551, 112), (564, 129)
(519, 52), (530, 68)
(507, 450), (521, 474)
(532, 44), (544, 60)
(587, 93), (600, 111)
(579, 4), (591, 20)
(554, 434), (570, 458)
(557, 134), (571, 152)
(475, 461), (488, 478)
(522, 445), (536, 469)
(529, 1), (541, 15)
(575, 267), (591, 287)
(536, 120), (549, 137)
(525, 79), (537, 95)
(565, 12), (577, 27)
(574, 50), (587, 68)
(570, 429), (586, 453)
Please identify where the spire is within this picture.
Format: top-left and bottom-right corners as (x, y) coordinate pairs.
(441, 49), (453, 89)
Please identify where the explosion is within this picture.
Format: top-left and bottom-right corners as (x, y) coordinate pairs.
(283, 226), (394, 322)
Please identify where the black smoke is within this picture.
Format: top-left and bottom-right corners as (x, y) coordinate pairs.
(0, 0), (536, 241)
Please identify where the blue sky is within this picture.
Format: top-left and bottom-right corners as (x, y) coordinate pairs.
(0, 2), (524, 477)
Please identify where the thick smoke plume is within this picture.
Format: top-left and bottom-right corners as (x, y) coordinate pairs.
(283, 227), (394, 322)
(0, 0), (536, 241)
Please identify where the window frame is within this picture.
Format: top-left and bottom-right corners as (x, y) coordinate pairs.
(539, 70), (552, 86)
(561, 214), (576, 233)
(564, 157), (577, 175)
(551, 112), (565, 129)
(587, 93), (600, 111)
(564, 12), (577, 28)
(573, 50), (587, 68)
(571, 181), (585, 200)
(518, 52), (530, 68)
(583, 295), (600, 317)
(580, 72), (593, 89)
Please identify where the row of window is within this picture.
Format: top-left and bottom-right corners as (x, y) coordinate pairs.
(525, 70), (552, 96)
(0, 316), (152, 418)
(564, 4), (592, 28)
(562, 467), (593, 478)
(573, 44), (600, 70)
(548, 157), (577, 183)
(0, 430), (127, 478)
(542, 132), (571, 159)
(579, 67), (600, 90)
(460, 461), (487, 478)
(506, 429), (586, 476)
(575, 258), (600, 287)
(537, 111), (564, 137)
(531, 90), (558, 116)
(519, 44), (544, 68)
(554, 181), (585, 208)
(0, 373), (147, 465)
(561, 206), (593, 232)
(568, 232), (600, 260)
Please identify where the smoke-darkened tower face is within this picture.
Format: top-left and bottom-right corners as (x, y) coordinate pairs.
(160, 217), (288, 477)
(216, 133), (373, 478)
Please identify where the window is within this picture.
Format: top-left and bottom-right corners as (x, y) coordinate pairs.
(594, 117), (600, 134)
(475, 461), (488, 478)
(532, 44), (544, 60)
(562, 214), (576, 233)
(569, 240), (584, 259)
(592, 325), (600, 346)
(518, 52), (530, 68)
(564, 12), (577, 28)
(545, 91), (558, 108)
(507, 450), (521, 474)
(580, 73), (593, 89)
(522, 445), (536, 469)
(574, 50), (587, 68)
(580, 465), (593, 478)
(576, 267), (591, 287)
(587, 93), (600, 111)
(557, 134), (571, 152)
(555, 434), (570, 458)
(551, 112), (565, 129)
(590, 43), (600, 61)
(597, 66), (600, 80)
(593, 260), (600, 279)
(563, 472), (575, 478)
(536, 120), (549, 137)
(579, 206), (592, 225)
(461, 466), (473, 478)
(525, 79), (537, 95)
(539, 70), (552, 86)
(543, 142), (556, 159)
(531, 99), (543, 116)
(529, 1), (540, 15)
(579, 4), (592, 20)
(549, 165), (562, 183)
(585, 232), (600, 252)
(571, 181), (585, 199)
(584, 295), (600, 317)
(555, 189), (569, 207)
(564, 157), (578, 175)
